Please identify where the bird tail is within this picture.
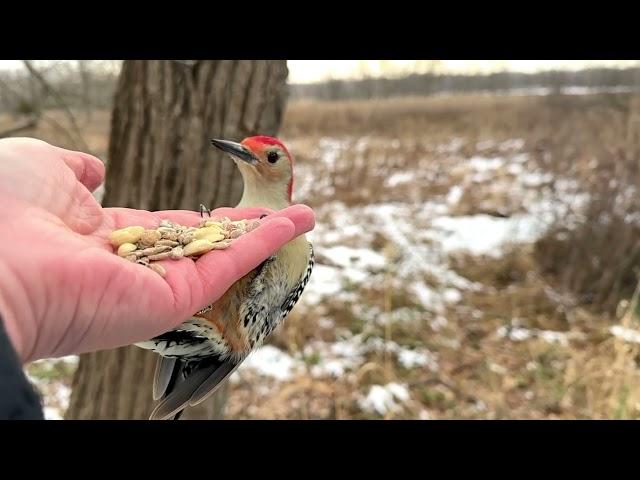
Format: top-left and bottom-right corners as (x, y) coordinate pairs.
(149, 355), (242, 420)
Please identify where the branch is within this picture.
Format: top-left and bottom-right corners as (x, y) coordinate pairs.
(40, 112), (87, 150)
(0, 115), (40, 138)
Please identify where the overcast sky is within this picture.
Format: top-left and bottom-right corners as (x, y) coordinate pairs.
(286, 60), (640, 83)
(1, 60), (637, 84)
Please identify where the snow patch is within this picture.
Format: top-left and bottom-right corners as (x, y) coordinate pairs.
(430, 214), (548, 257)
(322, 246), (387, 271)
(468, 156), (505, 172)
(239, 346), (301, 381)
(497, 326), (583, 346)
(385, 171), (414, 187)
(610, 325), (640, 344)
(359, 383), (410, 415)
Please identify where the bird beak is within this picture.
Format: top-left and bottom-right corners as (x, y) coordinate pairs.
(211, 139), (258, 165)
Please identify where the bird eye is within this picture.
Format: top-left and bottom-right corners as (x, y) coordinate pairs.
(267, 151), (279, 163)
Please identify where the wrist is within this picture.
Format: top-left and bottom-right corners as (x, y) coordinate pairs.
(0, 298), (24, 365)
(0, 262), (29, 363)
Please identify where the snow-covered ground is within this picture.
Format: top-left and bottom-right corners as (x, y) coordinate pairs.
(226, 134), (596, 417)
(290, 136), (583, 317)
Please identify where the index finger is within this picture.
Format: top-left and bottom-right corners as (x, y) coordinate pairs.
(57, 149), (106, 193)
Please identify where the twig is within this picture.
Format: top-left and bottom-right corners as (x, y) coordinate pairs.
(40, 113), (86, 149)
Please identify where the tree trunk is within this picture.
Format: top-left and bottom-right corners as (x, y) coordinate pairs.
(66, 60), (289, 420)
(627, 94), (640, 165)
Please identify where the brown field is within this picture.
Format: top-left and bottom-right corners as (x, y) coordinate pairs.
(17, 91), (640, 419)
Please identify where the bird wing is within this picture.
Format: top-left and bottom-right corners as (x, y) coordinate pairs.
(188, 360), (243, 406)
(149, 356), (241, 420)
(153, 356), (177, 401)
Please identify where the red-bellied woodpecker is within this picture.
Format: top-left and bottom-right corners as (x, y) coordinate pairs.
(136, 136), (314, 420)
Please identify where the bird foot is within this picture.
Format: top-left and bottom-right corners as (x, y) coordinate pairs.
(199, 204), (211, 218)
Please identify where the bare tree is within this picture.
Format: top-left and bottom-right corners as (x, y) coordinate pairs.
(65, 60), (289, 419)
(0, 62), (98, 147)
(22, 61), (89, 151)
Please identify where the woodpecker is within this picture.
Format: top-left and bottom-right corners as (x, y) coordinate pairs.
(135, 135), (314, 420)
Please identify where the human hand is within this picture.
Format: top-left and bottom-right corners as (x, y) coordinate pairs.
(0, 138), (315, 363)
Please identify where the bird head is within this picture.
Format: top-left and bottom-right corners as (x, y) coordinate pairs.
(211, 135), (294, 209)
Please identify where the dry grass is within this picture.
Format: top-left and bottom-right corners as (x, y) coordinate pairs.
(18, 91), (640, 419)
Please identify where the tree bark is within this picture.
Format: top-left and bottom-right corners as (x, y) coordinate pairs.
(66, 60), (288, 420)
(627, 94), (640, 164)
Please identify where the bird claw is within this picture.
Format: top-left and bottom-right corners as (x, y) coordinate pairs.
(196, 304), (213, 316)
(199, 204), (211, 218)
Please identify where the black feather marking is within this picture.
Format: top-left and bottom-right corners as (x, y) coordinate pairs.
(152, 329), (208, 345)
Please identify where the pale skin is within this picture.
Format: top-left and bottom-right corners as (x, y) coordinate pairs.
(0, 138), (315, 364)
